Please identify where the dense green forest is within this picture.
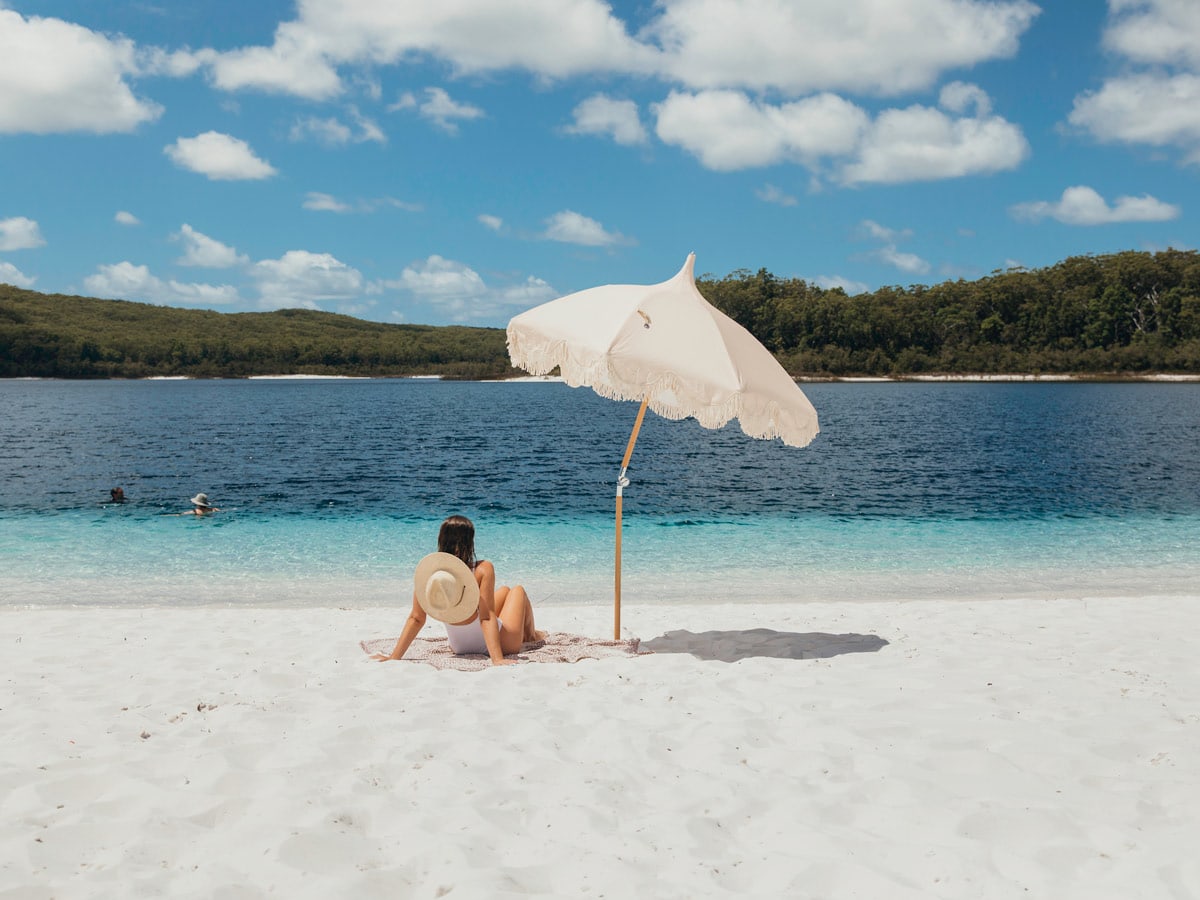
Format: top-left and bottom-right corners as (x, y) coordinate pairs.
(0, 288), (511, 379)
(2, 248), (1199, 378)
(702, 247), (1200, 376)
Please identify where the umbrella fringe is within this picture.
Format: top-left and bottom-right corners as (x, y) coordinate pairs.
(507, 335), (818, 448)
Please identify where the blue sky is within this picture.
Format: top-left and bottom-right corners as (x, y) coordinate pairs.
(1, 0), (1197, 326)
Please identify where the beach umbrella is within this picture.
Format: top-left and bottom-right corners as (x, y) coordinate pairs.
(507, 253), (820, 638)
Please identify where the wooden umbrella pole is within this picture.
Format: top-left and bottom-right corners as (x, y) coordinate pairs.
(615, 396), (650, 640)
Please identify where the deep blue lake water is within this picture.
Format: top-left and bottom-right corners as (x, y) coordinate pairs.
(2, 378), (1198, 607)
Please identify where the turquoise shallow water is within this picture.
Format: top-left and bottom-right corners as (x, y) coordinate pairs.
(3, 508), (1198, 607)
(2, 379), (1199, 607)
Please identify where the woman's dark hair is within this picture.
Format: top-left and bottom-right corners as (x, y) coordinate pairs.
(437, 515), (476, 569)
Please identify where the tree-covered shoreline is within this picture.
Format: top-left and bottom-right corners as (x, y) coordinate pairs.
(701, 248), (1200, 377)
(3, 248), (1198, 379)
(0, 290), (512, 379)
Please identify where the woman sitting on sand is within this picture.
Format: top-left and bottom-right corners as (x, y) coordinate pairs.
(374, 515), (543, 666)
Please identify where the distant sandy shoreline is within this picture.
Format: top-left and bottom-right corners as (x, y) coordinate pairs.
(824, 372), (1200, 383)
(158, 372), (1200, 383)
(7, 372), (1197, 383)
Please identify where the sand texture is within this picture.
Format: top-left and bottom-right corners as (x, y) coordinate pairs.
(3, 598), (1198, 898)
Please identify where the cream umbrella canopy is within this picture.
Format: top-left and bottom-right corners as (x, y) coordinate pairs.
(506, 253), (819, 637)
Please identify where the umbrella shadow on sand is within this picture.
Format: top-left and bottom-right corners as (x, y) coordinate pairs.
(643, 628), (888, 662)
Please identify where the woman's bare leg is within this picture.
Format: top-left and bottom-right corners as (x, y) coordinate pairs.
(494, 584), (543, 653)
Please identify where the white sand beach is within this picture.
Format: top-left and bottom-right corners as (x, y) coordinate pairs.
(3, 597), (1198, 899)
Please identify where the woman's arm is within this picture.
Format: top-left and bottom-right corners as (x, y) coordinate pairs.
(478, 596), (512, 666)
(475, 561), (514, 666)
(373, 593), (427, 661)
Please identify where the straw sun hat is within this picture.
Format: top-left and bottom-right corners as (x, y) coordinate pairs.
(414, 552), (480, 623)
(190, 493), (212, 507)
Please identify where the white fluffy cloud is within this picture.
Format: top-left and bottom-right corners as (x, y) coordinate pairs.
(114, 211), (140, 226)
(654, 90), (868, 171)
(755, 184), (797, 207)
(858, 220), (912, 243)
(501, 276), (558, 308)
(392, 88), (484, 134)
(174, 225), (249, 268)
(199, 1), (655, 100)
(0, 10), (162, 134)
(0, 261), (36, 288)
(1010, 185), (1181, 225)
(84, 261), (240, 306)
(565, 95), (647, 145)
(417, 88), (483, 133)
(392, 255), (556, 322)
(1069, 2), (1200, 163)
(478, 214), (504, 231)
(164, 131), (278, 180)
(647, 0), (1038, 95)
(874, 244), (931, 275)
(251, 250), (364, 309)
(290, 116), (352, 145)
(136, 46), (206, 79)
(840, 88), (1029, 184)
(290, 107), (385, 144)
(1069, 74), (1200, 163)
(397, 255), (487, 303)
(1103, 0), (1200, 69)
(855, 219), (930, 275)
(302, 192), (421, 213)
(0, 217), (46, 251)
(542, 211), (629, 247)
(654, 85), (1025, 183)
(303, 192), (353, 213)
(938, 81), (993, 117)
(197, 40), (341, 99)
(814, 274), (869, 295)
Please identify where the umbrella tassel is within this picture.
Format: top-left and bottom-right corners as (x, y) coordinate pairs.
(615, 396), (650, 640)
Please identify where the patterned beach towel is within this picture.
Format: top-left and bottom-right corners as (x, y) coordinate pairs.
(360, 632), (648, 671)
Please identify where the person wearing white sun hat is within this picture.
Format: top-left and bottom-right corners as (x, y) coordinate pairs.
(169, 492), (221, 516)
(374, 515), (544, 666)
